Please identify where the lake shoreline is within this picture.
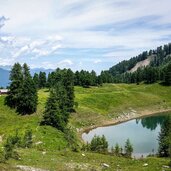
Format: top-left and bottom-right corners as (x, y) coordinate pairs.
(80, 108), (171, 136)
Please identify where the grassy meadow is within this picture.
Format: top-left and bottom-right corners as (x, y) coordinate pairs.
(0, 83), (171, 170)
(72, 83), (171, 129)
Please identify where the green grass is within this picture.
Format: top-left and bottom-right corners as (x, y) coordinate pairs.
(0, 83), (171, 170)
(72, 83), (171, 128)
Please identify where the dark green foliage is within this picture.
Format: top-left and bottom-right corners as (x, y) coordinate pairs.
(106, 43), (171, 85)
(47, 68), (102, 88)
(46, 68), (75, 112)
(109, 51), (148, 77)
(39, 71), (46, 88)
(63, 69), (75, 112)
(3, 130), (21, 160)
(41, 82), (69, 131)
(5, 63), (38, 115)
(3, 129), (33, 160)
(164, 62), (171, 85)
(114, 143), (120, 156)
(124, 139), (133, 157)
(5, 63), (23, 108)
(33, 73), (39, 89)
(73, 70), (103, 87)
(158, 116), (171, 157)
(101, 70), (113, 83)
(4, 136), (17, 160)
(89, 135), (108, 152)
(16, 64), (38, 114)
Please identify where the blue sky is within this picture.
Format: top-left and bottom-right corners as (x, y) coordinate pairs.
(0, 0), (171, 73)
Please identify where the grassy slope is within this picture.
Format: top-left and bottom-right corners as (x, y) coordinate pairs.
(0, 84), (170, 170)
(72, 83), (171, 128)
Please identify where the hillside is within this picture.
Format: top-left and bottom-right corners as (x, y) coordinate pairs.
(0, 84), (171, 170)
(108, 43), (171, 76)
(128, 55), (155, 73)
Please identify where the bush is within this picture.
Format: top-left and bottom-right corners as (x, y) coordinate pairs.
(64, 128), (80, 152)
(2, 129), (33, 161)
(22, 129), (33, 148)
(124, 139), (133, 157)
(90, 135), (108, 153)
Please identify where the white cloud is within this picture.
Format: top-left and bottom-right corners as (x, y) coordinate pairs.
(94, 59), (102, 64)
(12, 45), (29, 58)
(58, 59), (73, 67)
(37, 59), (74, 69)
(1, 0), (171, 69)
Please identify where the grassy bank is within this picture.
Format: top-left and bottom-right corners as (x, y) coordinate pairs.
(0, 83), (171, 170)
(72, 83), (171, 130)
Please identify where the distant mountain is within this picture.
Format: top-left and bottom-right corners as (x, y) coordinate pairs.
(0, 65), (12, 71)
(0, 67), (54, 88)
(0, 68), (10, 88)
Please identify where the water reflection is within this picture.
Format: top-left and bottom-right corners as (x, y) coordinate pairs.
(136, 114), (167, 131)
(82, 112), (171, 157)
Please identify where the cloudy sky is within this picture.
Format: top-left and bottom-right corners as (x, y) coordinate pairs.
(0, 0), (171, 73)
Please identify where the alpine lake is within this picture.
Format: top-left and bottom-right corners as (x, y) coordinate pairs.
(82, 112), (171, 158)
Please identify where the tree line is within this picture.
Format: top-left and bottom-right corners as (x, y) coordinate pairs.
(99, 43), (171, 85)
(32, 69), (103, 89)
(82, 135), (133, 158)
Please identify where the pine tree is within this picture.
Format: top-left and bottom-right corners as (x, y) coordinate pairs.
(164, 62), (171, 85)
(41, 82), (69, 131)
(5, 63), (23, 108)
(39, 71), (46, 88)
(90, 135), (108, 152)
(33, 73), (39, 89)
(114, 143), (120, 156)
(158, 116), (171, 157)
(63, 69), (75, 112)
(124, 139), (133, 157)
(16, 63), (38, 114)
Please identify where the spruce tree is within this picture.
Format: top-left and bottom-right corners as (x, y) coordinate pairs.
(124, 139), (133, 157)
(33, 73), (39, 89)
(39, 71), (46, 88)
(158, 116), (171, 157)
(5, 63), (23, 108)
(114, 143), (120, 156)
(41, 82), (69, 131)
(164, 62), (171, 85)
(17, 63), (38, 114)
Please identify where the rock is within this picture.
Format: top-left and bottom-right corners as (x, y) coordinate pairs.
(42, 151), (46, 155)
(102, 163), (109, 168)
(35, 141), (43, 145)
(162, 165), (170, 168)
(143, 163), (148, 167)
(16, 165), (49, 171)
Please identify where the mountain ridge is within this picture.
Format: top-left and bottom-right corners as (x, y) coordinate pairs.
(0, 67), (54, 87)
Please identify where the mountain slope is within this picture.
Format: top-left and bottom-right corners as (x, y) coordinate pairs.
(109, 43), (171, 76)
(128, 55), (155, 73)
